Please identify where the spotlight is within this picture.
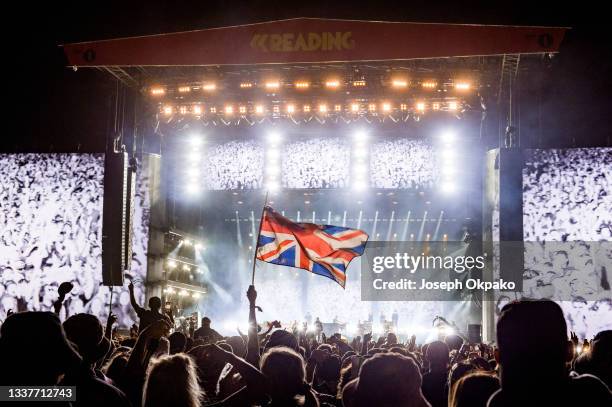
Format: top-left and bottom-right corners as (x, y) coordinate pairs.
(186, 183), (200, 195)
(179, 290), (188, 297)
(182, 264), (191, 271)
(167, 260), (177, 269)
(400, 103), (407, 111)
(240, 82), (253, 88)
(382, 102), (392, 112)
(354, 164), (367, 174)
(192, 292), (201, 299)
(239, 106), (247, 114)
(354, 146), (368, 158)
(353, 130), (368, 140)
(318, 104), (328, 113)
(416, 102), (426, 112)
(346, 323), (358, 335)
(178, 86), (191, 93)
(441, 166), (455, 176)
(286, 104), (295, 113)
(195, 242), (203, 250)
(183, 239), (192, 246)
(325, 79), (341, 89)
(151, 87), (165, 96)
(294, 81), (310, 89)
(224, 105), (234, 115)
(455, 82), (471, 90)
(267, 149), (280, 162)
(353, 180), (368, 191)
(255, 105), (265, 114)
(192, 105), (202, 115)
(334, 104), (342, 112)
(163, 106), (173, 115)
(202, 83), (216, 91)
(186, 168), (200, 178)
(439, 326), (455, 336)
(441, 181), (456, 194)
(303, 105), (311, 113)
(441, 149), (454, 160)
(352, 80), (366, 87)
(187, 151), (200, 162)
(179, 106), (188, 115)
(267, 131), (282, 144)
(441, 130), (456, 144)
(267, 166), (280, 175)
(189, 134), (204, 148)
(265, 81), (280, 90)
(350, 103), (360, 112)
(392, 79), (408, 88)
(422, 81), (437, 89)
(432, 102), (441, 111)
(448, 101), (458, 111)
(368, 103), (376, 112)
(266, 181), (280, 191)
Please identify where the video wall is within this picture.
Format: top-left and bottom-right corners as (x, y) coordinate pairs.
(195, 136), (440, 190)
(0, 153), (149, 327)
(522, 147), (612, 337)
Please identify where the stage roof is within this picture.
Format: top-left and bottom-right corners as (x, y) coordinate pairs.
(62, 18), (568, 68)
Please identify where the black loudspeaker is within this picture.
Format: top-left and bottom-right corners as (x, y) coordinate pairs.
(123, 158), (136, 272)
(497, 149), (524, 288)
(102, 151), (131, 286)
(468, 324), (482, 344)
(484, 148), (524, 291)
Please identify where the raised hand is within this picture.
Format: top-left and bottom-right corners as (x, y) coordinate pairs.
(247, 285), (257, 306)
(363, 332), (373, 344)
(128, 281), (134, 292)
(408, 334), (417, 351)
(570, 331), (579, 346)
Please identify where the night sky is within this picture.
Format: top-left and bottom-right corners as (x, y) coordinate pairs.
(5, 0), (611, 152)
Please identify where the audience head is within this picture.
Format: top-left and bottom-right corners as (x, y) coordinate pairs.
(143, 353), (201, 407)
(0, 312), (81, 385)
(264, 329), (299, 353)
(351, 352), (429, 407)
(449, 372), (500, 407)
(63, 313), (110, 363)
(168, 331), (187, 354)
(261, 346), (316, 405)
(201, 317), (211, 327)
(425, 340), (450, 371)
(148, 297), (162, 312)
(496, 300), (568, 387)
(448, 362), (476, 390)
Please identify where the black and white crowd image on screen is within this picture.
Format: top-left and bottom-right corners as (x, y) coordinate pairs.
(0, 153), (149, 327)
(370, 138), (438, 189)
(281, 137), (351, 189)
(202, 140), (264, 190)
(521, 148), (612, 337)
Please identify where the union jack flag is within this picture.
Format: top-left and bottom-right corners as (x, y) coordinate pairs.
(256, 206), (369, 288)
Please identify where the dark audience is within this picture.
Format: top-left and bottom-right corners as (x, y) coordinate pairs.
(0, 291), (610, 407)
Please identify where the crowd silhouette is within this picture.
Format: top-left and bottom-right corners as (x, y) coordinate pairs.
(0, 285), (610, 406)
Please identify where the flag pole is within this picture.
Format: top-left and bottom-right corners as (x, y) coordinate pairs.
(251, 190), (269, 285)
